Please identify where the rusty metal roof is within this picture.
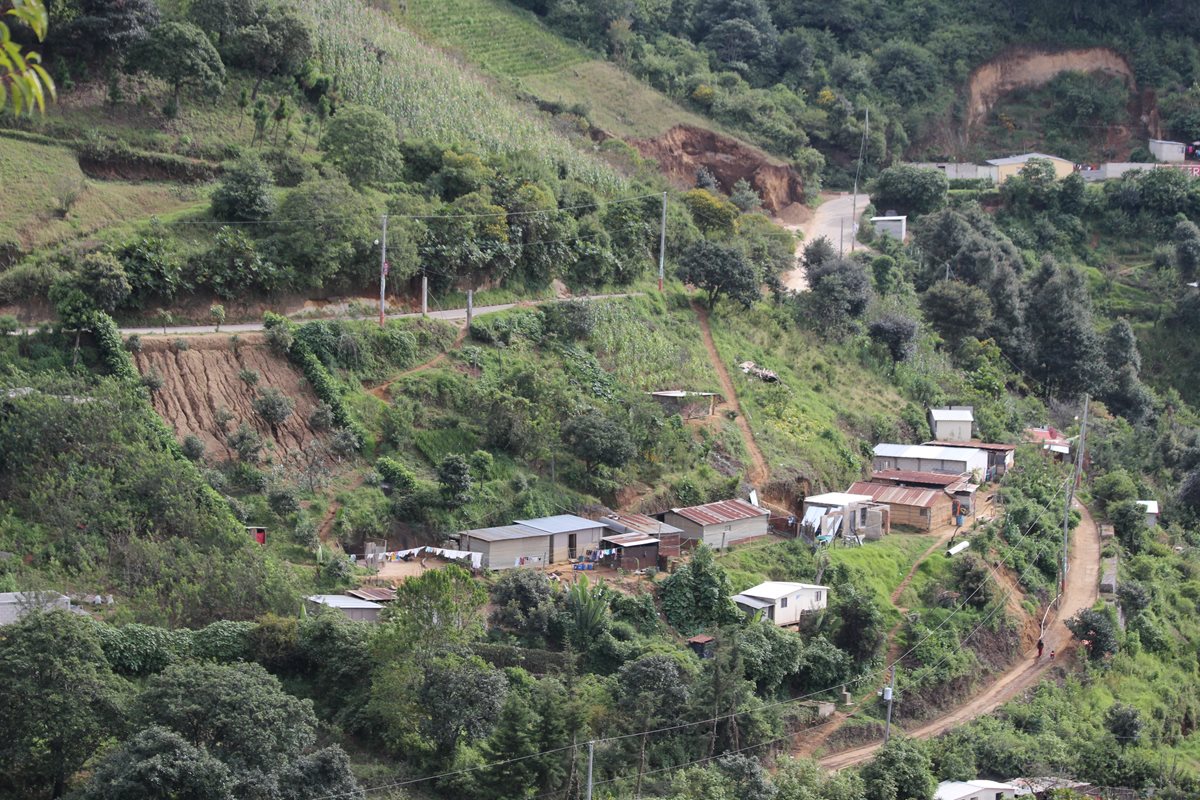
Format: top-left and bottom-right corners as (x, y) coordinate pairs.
(848, 482), (949, 509)
(347, 587), (397, 602)
(871, 469), (965, 487)
(925, 440), (1017, 452)
(599, 512), (684, 537)
(670, 498), (768, 527)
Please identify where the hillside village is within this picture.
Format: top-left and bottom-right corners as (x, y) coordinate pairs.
(4, 0), (1200, 799)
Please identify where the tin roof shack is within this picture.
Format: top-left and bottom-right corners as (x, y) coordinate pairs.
(461, 515), (605, 570)
(648, 390), (720, 419)
(926, 440), (1016, 480)
(927, 407), (974, 442)
(0, 591), (71, 625)
(598, 512), (684, 558)
(732, 581), (829, 626)
(664, 499), (769, 549)
(1025, 426), (1070, 460)
(1137, 500), (1159, 527)
(347, 587), (396, 603)
(871, 469), (965, 489)
(801, 492), (890, 542)
(306, 595), (383, 622)
(598, 532), (659, 570)
(848, 481), (953, 531)
(873, 444), (988, 481)
(934, 779), (1018, 800)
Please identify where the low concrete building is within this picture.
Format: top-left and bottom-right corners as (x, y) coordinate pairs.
(1137, 500), (1159, 528)
(935, 779), (1018, 800)
(908, 162), (998, 182)
(925, 440), (1016, 480)
(732, 581), (829, 626)
(461, 514), (605, 569)
(873, 443), (988, 479)
(928, 407), (974, 441)
(847, 481), (954, 531)
(1149, 138), (1186, 162)
(801, 492), (890, 541)
(0, 591), (71, 625)
(870, 215), (907, 241)
(648, 390), (720, 419)
(986, 152), (1074, 182)
(306, 595), (383, 622)
(664, 499), (770, 549)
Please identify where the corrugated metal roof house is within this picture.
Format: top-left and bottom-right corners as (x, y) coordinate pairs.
(461, 515), (605, 570)
(873, 443), (988, 478)
(848, 481), (953, 531)
(306, 595), (383, 622)
(663, 499), (769, 549)
(732, 581), (829, 626)
(0, 591), (71, 625)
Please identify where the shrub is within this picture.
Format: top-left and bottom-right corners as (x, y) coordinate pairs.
(211, 156), (276, 223)
(376, 456), (417, 494)
(181, 434), (206, 461)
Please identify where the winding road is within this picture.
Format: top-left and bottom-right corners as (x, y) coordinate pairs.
(781, 193), (870, 292)
(817, 500), (1101, 769)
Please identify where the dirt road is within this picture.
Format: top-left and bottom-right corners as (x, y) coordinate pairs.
(691, 301), (768, 486)
(781, 193), (869, 292)
(818, 500), (1101, 770)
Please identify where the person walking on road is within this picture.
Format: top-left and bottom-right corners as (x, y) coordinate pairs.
(1037, 637), (1044, 659)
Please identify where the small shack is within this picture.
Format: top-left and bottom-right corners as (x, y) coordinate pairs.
(927, 407), (974, 442)
(648, 390), (720, 419)
(598, 511), (684, 558)
(686, 634), (715, 659)
(847, 481), (953, 531)
(870, 215), (907, 241)
(873, 443), (988, 479)
(871, 469), (966, 490)
(1149, 138), (1186, 162)
(347, 587), (396, 603)
(0, 591), (71, 626)
(934, 779), (1018, 800)
(925, 440), (1016, 480)
(801, 492), (889, 542)
(461, 514), (605, 570)
(985, 152), (1074, 182)
(1136, 500), (1159, 528)
(246, 525), (267, 545)
(597, 532), (659, 570)
(663, 498), (770, 549)
(306, 595), (383, 622)
(732, 581), (829, 626)
(1025, 426), (1070, 460)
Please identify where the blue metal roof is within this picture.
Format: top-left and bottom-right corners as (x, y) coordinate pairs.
(513, 514), (601, 534)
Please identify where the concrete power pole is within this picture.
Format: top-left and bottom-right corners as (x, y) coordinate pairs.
(585, 740), (595, 800)
(883, 663), (895, 743)
(1060, 395), (1090, 603)
(466, 289), (474, 328)
(658, 192), (667, 292)
(378, 214), (388, 327)
(421, 273), (428, 317)
(850, 107), (868, 254)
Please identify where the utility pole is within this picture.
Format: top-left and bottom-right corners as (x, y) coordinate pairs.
(466, 289), (474, 328)
(658, 191), (667, 292)
(839, 219), (844, 257)
(585, 740), (594, 800)
(1060, 395), (1089, 603)
(850, 107), (869, 253)
(421, 273), (428, 318)
(883, 663), (895, 744)
(378, 214), (388, 328)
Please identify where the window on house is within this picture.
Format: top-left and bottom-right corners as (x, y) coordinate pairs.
(815, 591), (822, 602)
(779, 597), (788, 608)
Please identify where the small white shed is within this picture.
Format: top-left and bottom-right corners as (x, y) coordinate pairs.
(870, 215), (907, 241)
(1149, 138), (1186, 163)
(1137, 500), (1159, 528)
(732, 581), (829, 626)
(934, 779), (1018, 800)
(873, 443), (988, 479)
(928, 407), (974, 442)
(306, 595), (383, 622)
(0, 591), (71, 625)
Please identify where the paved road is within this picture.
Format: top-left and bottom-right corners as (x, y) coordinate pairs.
(781, 193), (870, 292)
(818, 499), (1101, 770)
(16, 293), (637, 337)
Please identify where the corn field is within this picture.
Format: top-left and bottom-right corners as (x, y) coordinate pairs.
(297, 0), (620, 190)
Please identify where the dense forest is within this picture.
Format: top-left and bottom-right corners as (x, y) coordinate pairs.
(4, 0), (1200, 798)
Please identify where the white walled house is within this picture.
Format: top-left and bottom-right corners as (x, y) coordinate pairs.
(934, 779), (1017, 800)
(870, 215), (907, 241)
(928, 407), (974, 441)
(1149, 138), (1186, 162)
(732, 582), (829, 626)
(306, 595), (383, 622)
(1137, 500), (1159, 528)
(873, 443), (988, 479)
(663, 499), (769, 549)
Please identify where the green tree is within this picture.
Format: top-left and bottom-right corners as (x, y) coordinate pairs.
(868, 313), (919, 361)
(226, 1), (313, 98)
(269, 177), (379, 290)
(477, 692), (541, 800)
(920, 280), (992, 347)
(210, 156), (276, 223)
(676, 239), (761, 308)
(1, 0), (55, 115)
(832, 583), (885, 665)
(561, 409), (636, 474)
(75, 251), (133, 312)
(0, 611), (128, 799)
(1067, 607), (1120, 662)
(807, 257), (872, 330)
(871, 165), (948, 215)
(729, 178), (761, 211)
(682, 188), (740, 236)
(75, 726), (234, 800)
(382, 564), (488, 654)
(437, 453), (473, 506)
(130, 21), (225, 108)
(1092, 469), (1137, 515)
(319, 105), (403, 187)
(660, 544), (741, 634)
(1173, 218), (1200, 282)
(182, 434), (206, 461)
(188, 0), (255, 45)
(210, 303), (226, 332)
(1110, 500), (1148, 554)
(376, 456), (417, 494)
(1105, 703), (1143, 747)
(860, 737), (936, 800)
(253, 387), (295, 432)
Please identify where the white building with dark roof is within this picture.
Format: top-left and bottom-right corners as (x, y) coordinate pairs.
(733, 581), (829, 626)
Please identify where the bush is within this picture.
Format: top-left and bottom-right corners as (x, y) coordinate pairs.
(376, 456), (417, 494)
(210, 156), (276, 223)
(181, 434), (206, 461)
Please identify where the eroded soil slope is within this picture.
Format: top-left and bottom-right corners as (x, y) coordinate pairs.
(133, 334), (324, 466)
(630, 125), (805, 214)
